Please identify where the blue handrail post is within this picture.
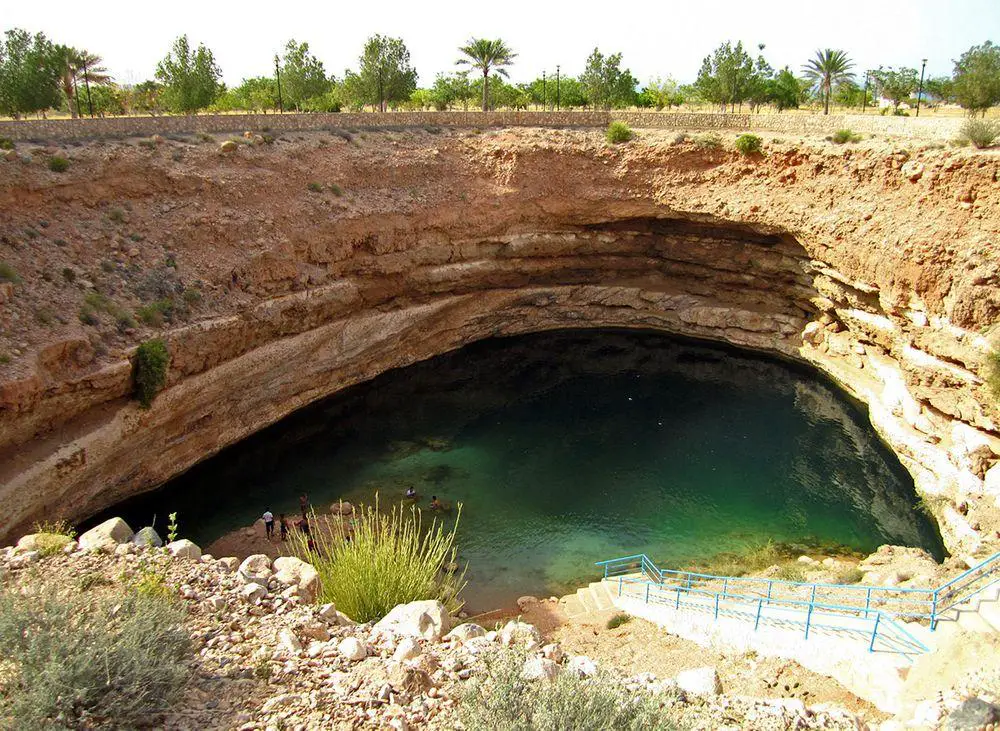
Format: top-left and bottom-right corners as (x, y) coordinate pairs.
(603, 564), (608, 579)
(754, 598), (763, 630)
(675, 588), (681, 609)
(804, 604), (813, 639)
(618, 576), (623, 597)
(714, 593), (720, 619)
(930, 590), (938, 631)
(864, 588), (871, 618)
(766, 581), (772, 605)
(868, 613), (881, 652)
(722, 578), (728, 597)
(645, 583), (650, 604)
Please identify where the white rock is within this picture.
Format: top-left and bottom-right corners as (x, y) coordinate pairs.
(498, 621), (541, 649)
(239, 554), (273, 586)
(517, 595), (539, 611)
(166, 539), (202, 559)
(318, 603), (339, 623)
(566, 655), (598, 678)
(273, 556), (320, 602)
(132, 526), (163, 547)
(392, 637), (422, 662)
(338, 637), (367, 661)
(373, 600), (450, 641)
(444, 623), (486, 643)
(676, 667), (722, 696)
(797, 555), (816, 565)
(279, 628), (302, 654)
(521, 657), (560, 681)
(240, 583), (267, 602)
(985, 463), (1000, 496)
(206, 595), (227, 611)
(79, 517), (133, 550)
(114, 542), (136, 556)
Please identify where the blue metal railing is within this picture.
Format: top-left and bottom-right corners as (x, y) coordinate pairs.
(594, 551), (1000, 656)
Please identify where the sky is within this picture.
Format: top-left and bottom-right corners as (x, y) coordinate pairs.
(6, 0), (1000, 88)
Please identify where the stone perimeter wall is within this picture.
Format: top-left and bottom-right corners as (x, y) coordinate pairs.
(0, 110), (963, 142)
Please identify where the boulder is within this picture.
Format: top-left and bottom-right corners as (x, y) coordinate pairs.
(220, 140), (238, 153)
(4, 149), (17, 162)
(392, 637), (422, 662)
(945, 698), (1000, 730)
(330, 501), (354, 515)
(675, 667), (722, 696)
(16, 533), (72, 554)
(78, 518), (133, 550)
(522, 657), (560, 681)
(298, 621), (330, 642)
(132, 527), (163, 547)
(373, 600), (450, 641)
(498, 620), (541, 649)
(338, 637), (367, 661)
(273, 556), (320, 601)
(444, 623), (486, 643)
(566, 655), (598, 678)
(166, 539), (201, 559)
(216, 556), (239, 572)
(388, 665), (433, 695)
(901, 160), (925, 182)
(517, 595), (539, 611)
(115, 543), (136, 556)
(239, 554), (273, 586)
(240, 583), (267, 602)
(279, 628), (301, 654)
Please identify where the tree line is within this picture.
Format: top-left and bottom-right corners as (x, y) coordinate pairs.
(2, 28), (998, 119)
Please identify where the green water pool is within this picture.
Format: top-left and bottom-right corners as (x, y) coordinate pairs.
(105, 330), (943, 612)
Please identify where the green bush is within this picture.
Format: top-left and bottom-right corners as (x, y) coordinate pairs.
(831, 129), (862, 144)
(136, 298), (176, 327)
(133, 339), (169, 408)
(0, 137), (14, 150)
(0, 581), (191, 728)
(988, 348), (1000, 402)
(960, 119), (1000, 149)
(606, 613), (632, 630)
(307, 182), (323, 192)
(459, 648), (674, 731)
(606, 121), (634, 144)
(0, 262), (20, 283)
(288, 498), (465, 622)
(330, 184), (344, 197)
(833, 566), (865, 584)
(693, 133), (722, 149)
(48, 156), (69, 173)
(734, 134), (763, 155)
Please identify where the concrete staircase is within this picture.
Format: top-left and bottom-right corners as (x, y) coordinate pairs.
(560, 580), (617, 618)
(930, 582), (1000, 635)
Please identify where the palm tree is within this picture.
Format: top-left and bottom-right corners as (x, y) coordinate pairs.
(58, 47), (111, 118)
(802, 49), (854, 115)
(456, 38), (516, 112)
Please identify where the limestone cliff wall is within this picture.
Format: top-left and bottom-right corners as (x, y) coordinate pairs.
(0, 128), (997, 553)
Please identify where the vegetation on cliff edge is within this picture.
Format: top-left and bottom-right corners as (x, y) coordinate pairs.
(133, 338), (170, 408)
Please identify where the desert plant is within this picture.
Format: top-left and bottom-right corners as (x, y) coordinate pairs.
(48, 155), (69, 172)
(734, 133), (763, 155)
(28, 520), (76, 557)
(775, 564), (807, 582)
(107, 207), (126, 223)
(136, 298), (176, 327)
(693, 132), (722, 149)
(458, 647), (674, 730)
(0, 262), (20, 283)
(133, 338), (169, 408)
(287, 497), (466, 622)
(307, 181), (323, 192)
(831, 129), (862, 144)
(833, 566), (865, 584)
(167, 512), (179, 543)
(960, 119), (1000, 149)
(606, 121), (634, 144)
(0, 581), (191, 727)
(606, 613), (632, 630)
(330, 184), (344, 196)
(987, 348), (1000, 402)
(0, 137), (13, 150)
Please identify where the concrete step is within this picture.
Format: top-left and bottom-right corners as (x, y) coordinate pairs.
(977, 601), (1000, 632)
(955, 608), (996, 634)
(589, 581), (614, 611)
(576, 587), (598, 614)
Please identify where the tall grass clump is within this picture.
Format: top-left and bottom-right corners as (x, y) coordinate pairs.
(606, 121), (634, 144)
(288, 497), (466, 622)
(734, 134), (763, 155)
(459, 647), (675, 730)
(48, 155), (69, 172)
(0, 581), (191, 728)
(133, 338), (169, 408)
(960, 119), (1000, 149)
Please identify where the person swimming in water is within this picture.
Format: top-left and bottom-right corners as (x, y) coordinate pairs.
(405, 485), (417, 499)
(429, 495), (442, 511)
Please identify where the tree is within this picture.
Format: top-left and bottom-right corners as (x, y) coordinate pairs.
(155, 35), (222, 114)
(695, 41), (756, 112)
(768, 67), (801, 111)
(802, 48), (854, 115)
(640, 76), (683, 110)
(0, 28), (62, 118)
(872, 67), (918, 110)
(224, 76), (278, 112)
(281, 40), (331, 111)
(126, 80), (164, 116)
(429, 71), (474, 110)
(952, 41), (1000, 115)
(56, 47), (110, 118)
(457, 38), (516, 111)
(923, 76), (955, 104)
(580, 48), (637, 109)
(350, 35), (417, 112)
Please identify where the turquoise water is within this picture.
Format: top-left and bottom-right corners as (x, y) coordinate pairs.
(103, 330), (943, 612)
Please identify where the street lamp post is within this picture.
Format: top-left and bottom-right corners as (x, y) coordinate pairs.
(542, 71), (546, 111)
(862, 70), (870, 114)
(82, 61), (94, 118)
(556, 65), (561, 111)
(275, 55), (283, 113)
(916, 58), (927, 117)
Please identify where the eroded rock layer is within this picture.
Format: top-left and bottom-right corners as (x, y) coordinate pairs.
(0, 128), (997, 552)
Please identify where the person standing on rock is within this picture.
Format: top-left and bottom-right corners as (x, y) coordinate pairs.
(279, 513), (289, 541)
(262, 510), (275, 539)
(299, 494), (309, 519)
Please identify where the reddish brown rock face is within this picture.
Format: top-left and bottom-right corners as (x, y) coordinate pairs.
(0, 127), (997, 548)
